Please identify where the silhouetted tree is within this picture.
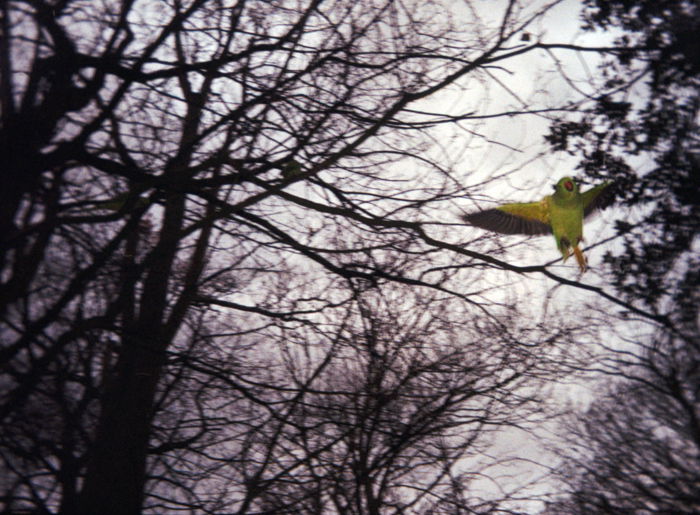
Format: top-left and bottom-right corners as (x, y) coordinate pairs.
(0, 0), (640, 513)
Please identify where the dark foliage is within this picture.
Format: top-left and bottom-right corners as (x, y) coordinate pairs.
(545, 1), (700, 512)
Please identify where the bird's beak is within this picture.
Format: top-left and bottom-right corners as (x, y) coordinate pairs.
(564, 180), (574, 191)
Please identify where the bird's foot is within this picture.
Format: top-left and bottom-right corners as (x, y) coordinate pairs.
(573, 246), (587, 273)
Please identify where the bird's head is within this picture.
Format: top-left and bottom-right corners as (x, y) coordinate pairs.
(554, 176), (577, 195)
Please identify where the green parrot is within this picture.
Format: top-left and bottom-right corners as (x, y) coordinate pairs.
(90, 192), (151, 212)
(462, 177), (615, 272)
(280, 160), (303, 179)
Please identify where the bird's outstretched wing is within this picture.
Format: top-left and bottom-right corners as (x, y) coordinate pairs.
(462, 200), (552, 236)
(582, 182), (616, 218)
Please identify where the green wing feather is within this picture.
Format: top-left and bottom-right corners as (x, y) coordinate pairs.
(462, 200), (552, 236)
(582, 181), (615, 218)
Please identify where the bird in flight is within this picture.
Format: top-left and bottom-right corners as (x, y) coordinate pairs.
(462, 177), (615, 272)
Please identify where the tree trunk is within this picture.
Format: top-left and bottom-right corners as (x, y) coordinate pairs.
(76, 196), (185, 514)
(75, 335), (166, 514)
